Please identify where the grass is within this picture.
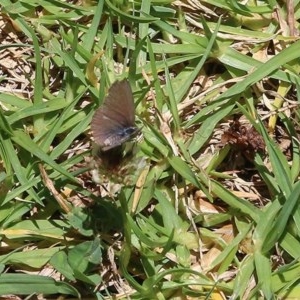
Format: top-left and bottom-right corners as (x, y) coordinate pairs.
(0, 0), (300, 299)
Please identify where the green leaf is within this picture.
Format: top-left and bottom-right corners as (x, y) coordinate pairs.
(0, 274), (79, 297)
(12, 130), (78, 182)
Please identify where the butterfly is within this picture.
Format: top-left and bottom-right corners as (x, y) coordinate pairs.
(91, 79), (139, 152)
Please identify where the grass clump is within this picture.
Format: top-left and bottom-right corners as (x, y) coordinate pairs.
(0, 0), (300, 299)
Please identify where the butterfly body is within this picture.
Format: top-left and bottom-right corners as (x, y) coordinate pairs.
(101, 126), (139, 151)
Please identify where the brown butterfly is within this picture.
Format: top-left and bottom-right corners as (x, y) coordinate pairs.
(91, 80), (139, 151)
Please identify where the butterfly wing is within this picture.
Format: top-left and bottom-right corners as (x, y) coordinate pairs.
(91, 80), (137, 150)
(102, 80), (135, 126)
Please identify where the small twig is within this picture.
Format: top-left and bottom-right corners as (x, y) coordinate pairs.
(39, 164), (71, 213)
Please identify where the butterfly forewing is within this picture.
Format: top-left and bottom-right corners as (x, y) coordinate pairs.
(102, 80), (135, 126)
(91, 79), (138, 151)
